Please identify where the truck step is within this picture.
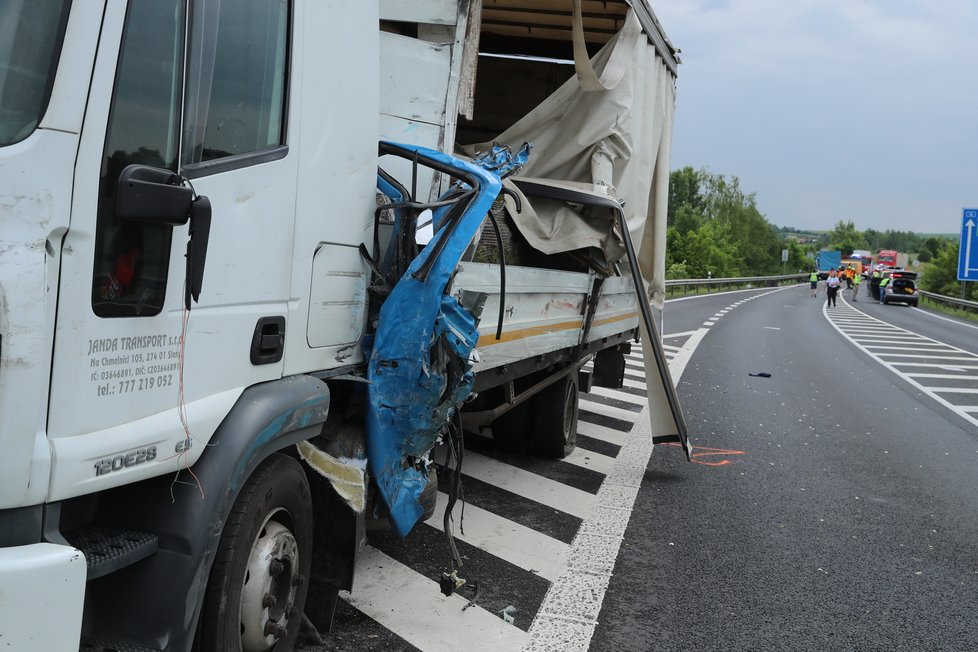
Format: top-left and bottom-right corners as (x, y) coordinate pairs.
(79, 639), (161, 652)
(65, 526), (159, 581)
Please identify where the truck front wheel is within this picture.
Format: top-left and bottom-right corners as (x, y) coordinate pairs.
(196, 453), (313, 652)
(531, 374), (579, 459)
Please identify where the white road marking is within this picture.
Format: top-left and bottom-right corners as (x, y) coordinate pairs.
(911, 305), (978, 331)
(854, 337), (939, 344)
(343, 547), (528, 651)
(864, 345), (962, 353)
(462, 451), (595, 519)
(577, 421), (631, 445)
(764, 327), (781, 330)
(666, 327), (708, 382)
(874, 353), (977, 361)
(563, 447), (618, 476)
(431, 492), (569, 582)
(586, 385), (645, 408)
(662, 330), (698, 338)
(823, 301), (978, 429)
(578, 399), (641, 422)
(904, 373), (978, 380)
(523, 291), (734, 652)
(890, 363), (978, 370)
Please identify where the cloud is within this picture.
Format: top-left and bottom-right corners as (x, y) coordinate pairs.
(654, 0), (978, 230)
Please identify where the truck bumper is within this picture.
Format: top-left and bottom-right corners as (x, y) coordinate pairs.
(0, 543), (86, 650)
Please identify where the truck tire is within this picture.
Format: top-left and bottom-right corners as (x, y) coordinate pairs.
(196, 453), (313, 652)
(531, 374), (578, 459)
(419, 465), (439, 522)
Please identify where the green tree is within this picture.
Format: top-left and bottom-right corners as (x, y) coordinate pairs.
(667, 167), (704, 225)
(920, 242), (975, 300)
(825, 220), (867, 255)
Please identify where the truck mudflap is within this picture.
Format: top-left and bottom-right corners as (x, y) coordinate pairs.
(367, 142), (502, 537)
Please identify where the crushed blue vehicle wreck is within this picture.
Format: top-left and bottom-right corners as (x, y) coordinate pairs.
(365, 142), (504, 537)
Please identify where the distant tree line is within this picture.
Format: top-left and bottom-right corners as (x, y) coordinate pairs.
(814, 220), (952, 260)
(666, 167), (970, 299)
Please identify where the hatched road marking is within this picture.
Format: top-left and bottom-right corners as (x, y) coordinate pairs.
(823, 298), (978, 429)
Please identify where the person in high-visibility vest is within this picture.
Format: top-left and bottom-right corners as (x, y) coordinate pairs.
(870, 266), (883, 299)
(810, 269), (818, 298)
(878, 274), (891, 304)
(851, 269), (861, 302)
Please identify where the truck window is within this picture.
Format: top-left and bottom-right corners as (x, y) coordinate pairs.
(92, 0), (185, 317)
(0, 0), (70, 146)
(182, 0), (289, 166)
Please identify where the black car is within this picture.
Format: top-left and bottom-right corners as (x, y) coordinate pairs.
(881, 270), (918, 306)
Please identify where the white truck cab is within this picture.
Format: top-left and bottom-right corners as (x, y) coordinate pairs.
(0, 2), (685, 650)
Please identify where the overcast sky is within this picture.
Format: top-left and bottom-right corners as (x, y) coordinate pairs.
(651, 0), (978, 234)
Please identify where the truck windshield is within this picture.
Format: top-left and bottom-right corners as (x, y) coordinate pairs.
(0, 0), (71, 146)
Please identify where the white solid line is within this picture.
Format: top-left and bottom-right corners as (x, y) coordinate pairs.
(431, 492), (568, 582)
(577, 420), (630, 445)
(822, 301), (978, 430)
(835, 326), (906, 333)
(928, 387), (978, 394)
(663, 285), (786, 303)
(905, 373), (978, 380)
(524, 297), (715, 651)
(764, 327), (781, 330)
(853, 337), (937, 343)
(345, 547), (528, 651)
(578, 399), (641, 422)
(665, 327), (708, 383)
(462, 451), (595, 519)
(585, 386), (645, 408)
(622, 378), (647, 390)
(663, 330), (699, 339)
(873, 353), (978, 360)
(864, 345), (965, 353)
(563, 447), (618, 476)
(889, 363), (978, 370)
(912, 306), (978, 331)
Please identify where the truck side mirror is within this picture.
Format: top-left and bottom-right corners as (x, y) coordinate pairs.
(116, 164), (194, 225)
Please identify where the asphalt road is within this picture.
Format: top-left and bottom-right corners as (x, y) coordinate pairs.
(593, 285), (978, 652)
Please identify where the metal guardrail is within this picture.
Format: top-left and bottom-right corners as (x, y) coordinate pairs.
(917, 290), (978, 312)
(665, 273), (807, 294)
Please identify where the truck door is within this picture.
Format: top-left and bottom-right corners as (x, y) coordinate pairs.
(48, 0), (297, 500)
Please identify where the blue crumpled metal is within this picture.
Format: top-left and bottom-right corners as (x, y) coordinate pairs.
(366, 143), (502, 537)
(471, 142), (531, 180)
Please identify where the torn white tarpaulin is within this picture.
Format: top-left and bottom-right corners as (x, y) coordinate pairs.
(464, 7), (676, 309)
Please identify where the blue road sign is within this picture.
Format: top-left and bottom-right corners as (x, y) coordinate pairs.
(959, 208), (978, 281)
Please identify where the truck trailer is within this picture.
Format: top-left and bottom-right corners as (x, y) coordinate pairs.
(0, 2), (687, 650)
(816, 249), (842, 280)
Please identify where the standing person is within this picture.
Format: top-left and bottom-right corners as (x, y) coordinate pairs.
(810, 269), (819, 297)
(851, 269), (860, 301)
(826, 269), (840, 308)
(870, 265), (883, 300)
(878, 274), (891, 304)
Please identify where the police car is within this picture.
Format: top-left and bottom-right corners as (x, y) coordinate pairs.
(880, 269), (919, 307)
